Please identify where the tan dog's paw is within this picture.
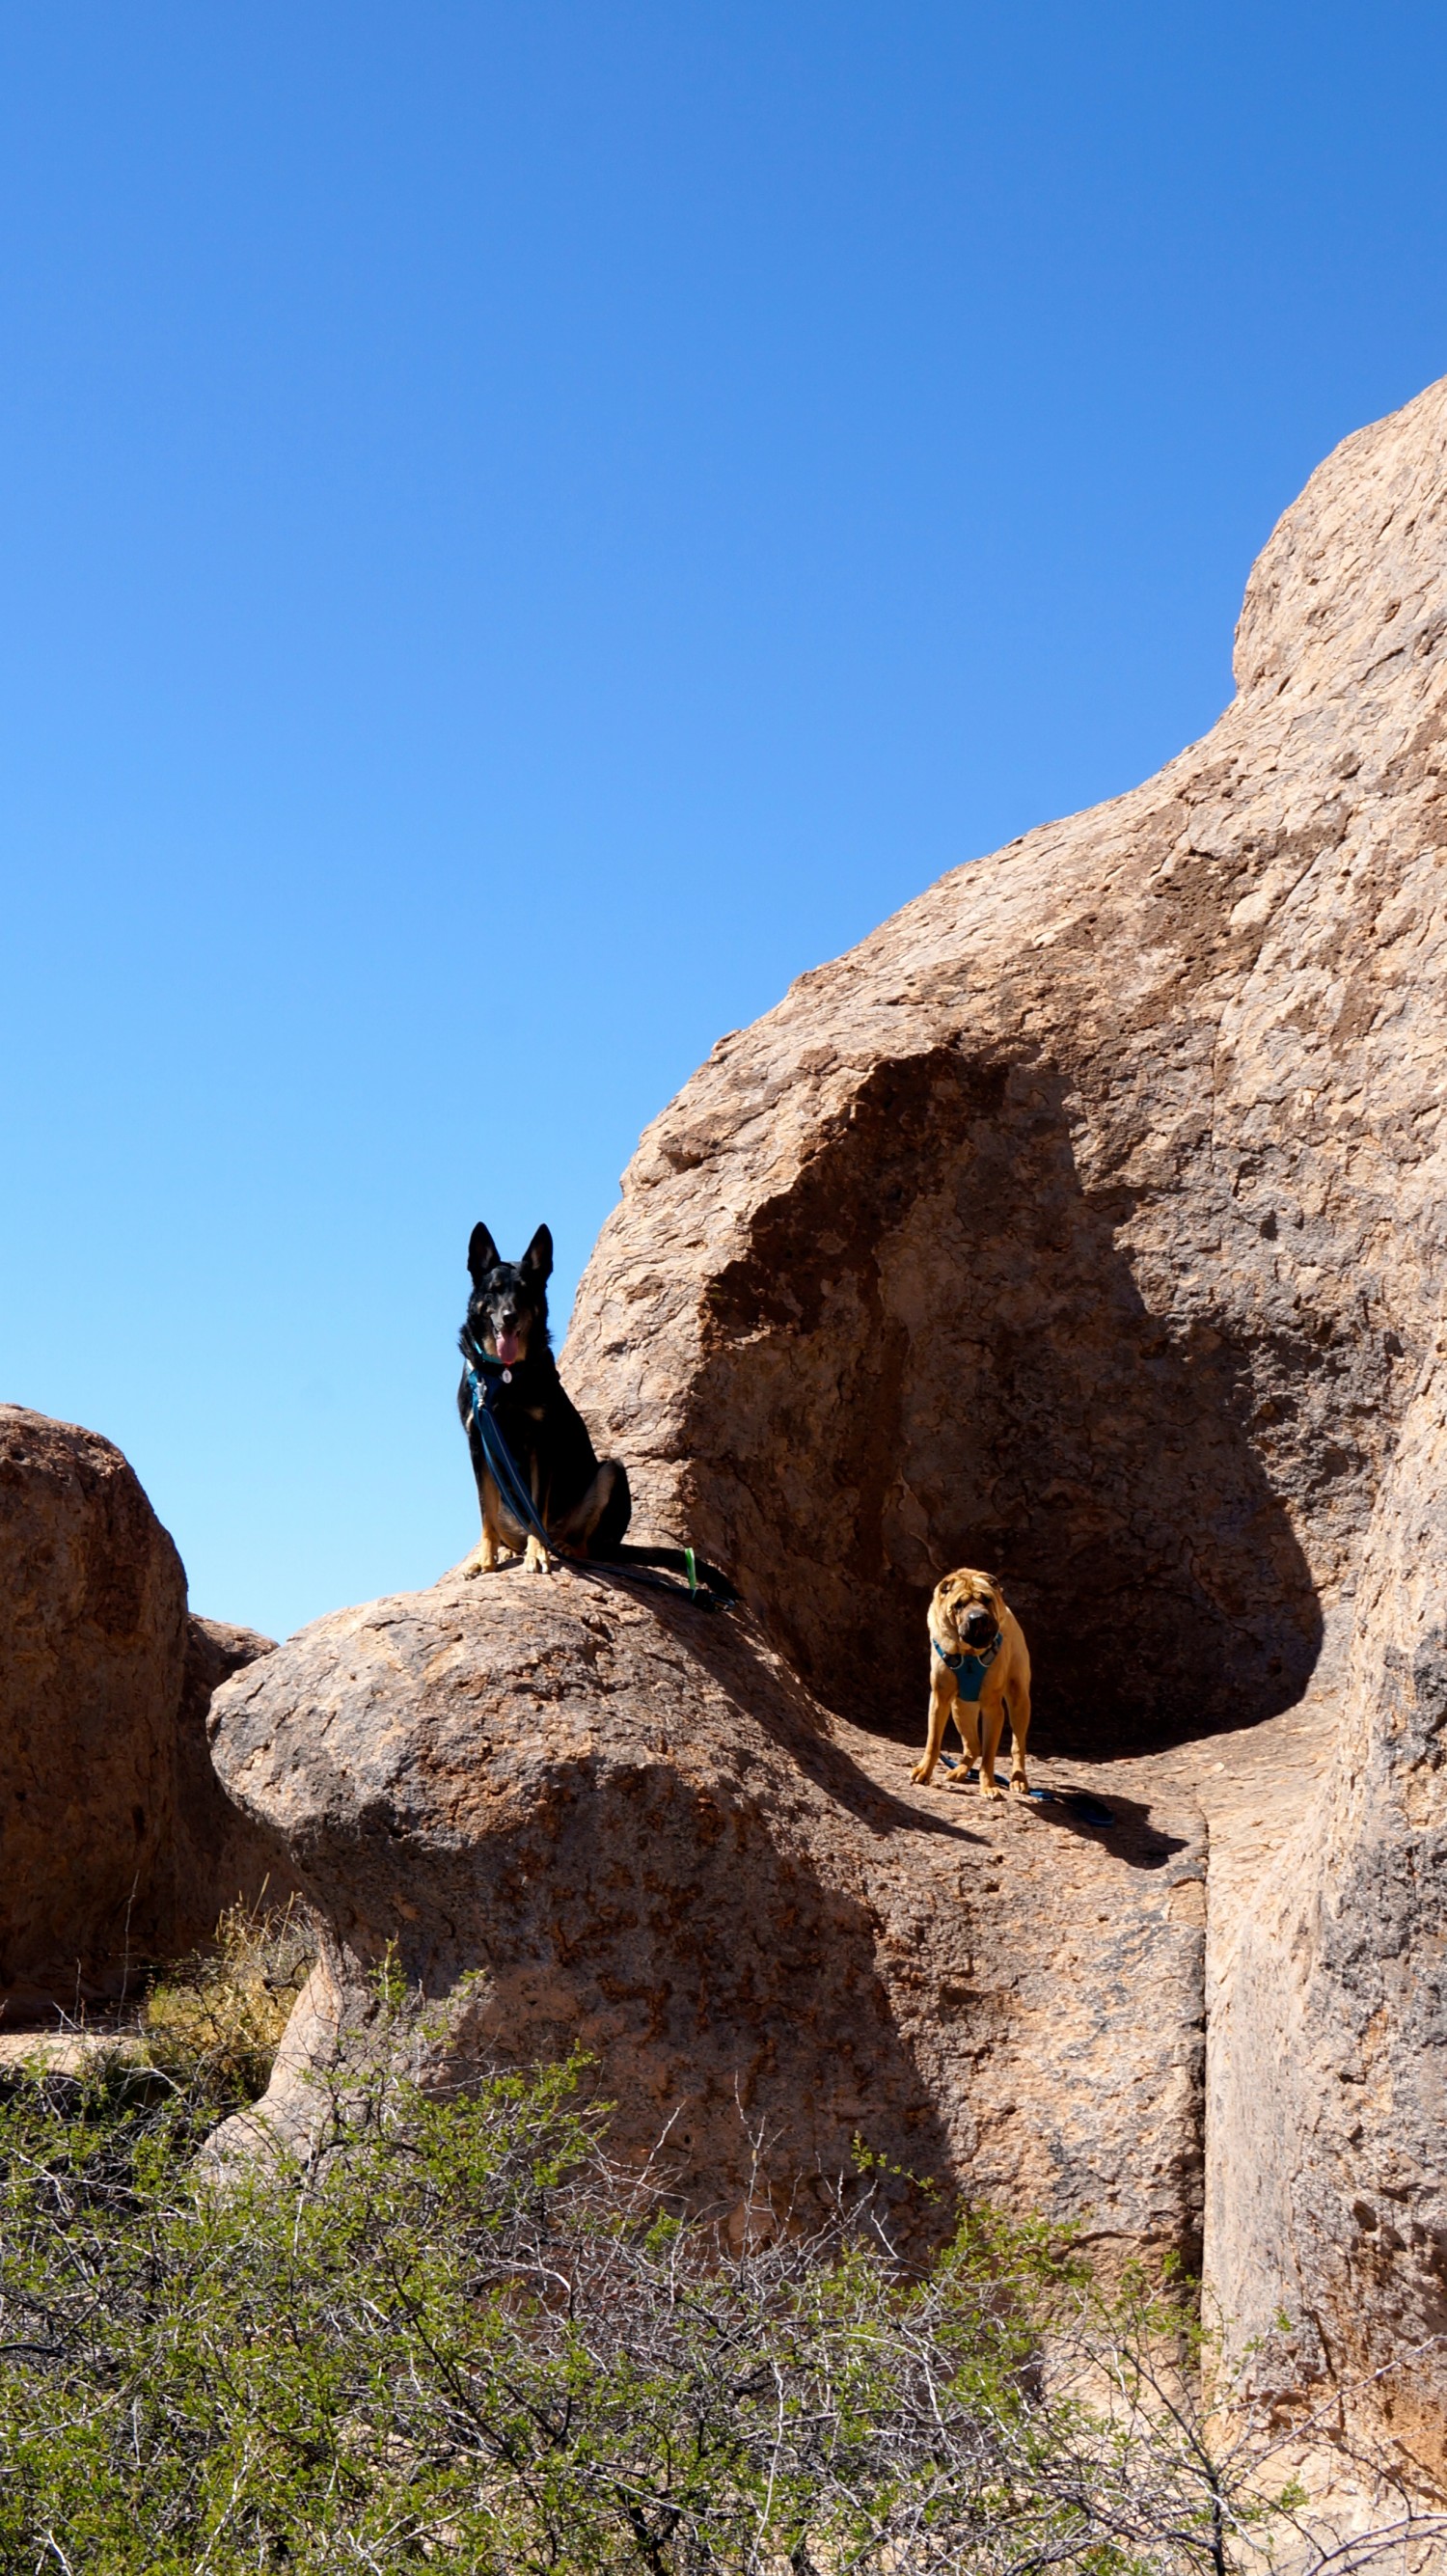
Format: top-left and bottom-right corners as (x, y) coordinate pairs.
(1009, 1774), (1032, 1799)
(523, 1535), (553, 1574)
(910, 1760), (935, 1787)
(979, 1778), (1007, 1801)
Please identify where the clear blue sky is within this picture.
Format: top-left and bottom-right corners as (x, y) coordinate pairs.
(3, 3), (1444, 1637)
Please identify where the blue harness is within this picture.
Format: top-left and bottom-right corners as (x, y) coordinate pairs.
(934, 1630), (1002, 1704)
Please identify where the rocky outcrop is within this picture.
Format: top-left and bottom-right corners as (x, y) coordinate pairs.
(0, 1408), (285, 2010)
(210, 1566), (1206, 2257)
(566, 379), (1447, 1760)
(558, 375), (1447, 2461)
(210, 378), (1447, 2473)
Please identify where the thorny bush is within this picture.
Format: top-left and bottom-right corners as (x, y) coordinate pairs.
(0, 1945), (1441, 2575)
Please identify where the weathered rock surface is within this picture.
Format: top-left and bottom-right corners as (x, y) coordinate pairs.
(211, 1566), (1207, 2259)
(0, 1407), (286, 2008)
(0, 1407), (188, 2009)
(1210, 1345), (1447, 2486)
(557, 377), (1447, 2463)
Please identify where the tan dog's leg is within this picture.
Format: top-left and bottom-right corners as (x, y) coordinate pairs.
(912, 1667), (957, 1785)
(976, 1686), (1010, 1800)
(1005, 1679), (1031, 1797)
(943, 1692), (982, 1790)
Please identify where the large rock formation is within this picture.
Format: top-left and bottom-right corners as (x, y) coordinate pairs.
(0, 1406), (286, 2010)
(567, 380), (1447, 1761)
(214, 375), (1447, 2476)
(210, 1565), (1206, 2260)
(561, 371), (1447, 2466)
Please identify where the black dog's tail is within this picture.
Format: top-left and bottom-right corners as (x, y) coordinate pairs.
(593, 1540), (738, 1607)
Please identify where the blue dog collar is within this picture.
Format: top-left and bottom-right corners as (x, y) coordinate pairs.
(934, 1630), (1002, 1704)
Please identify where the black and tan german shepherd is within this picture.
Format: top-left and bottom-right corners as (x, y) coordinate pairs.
(457, 1222), (733, 1601)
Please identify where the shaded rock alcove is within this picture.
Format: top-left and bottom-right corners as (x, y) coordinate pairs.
(688, 1049), (1323, 1750)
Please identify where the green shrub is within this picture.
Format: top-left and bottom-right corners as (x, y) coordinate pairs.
(0, 1978), (1437, 2573)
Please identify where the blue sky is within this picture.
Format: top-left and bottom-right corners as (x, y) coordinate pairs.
(3, 3), (1444, 1637)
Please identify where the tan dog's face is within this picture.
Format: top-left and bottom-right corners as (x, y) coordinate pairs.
(936, 1569), (1002, 1654)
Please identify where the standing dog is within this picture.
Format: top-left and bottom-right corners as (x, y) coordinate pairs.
(912, 1567), (1032, 1800)
(458, 1222), (631, 1575)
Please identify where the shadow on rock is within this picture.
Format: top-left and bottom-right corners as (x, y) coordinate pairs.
(684, 1055), (1323, 1754)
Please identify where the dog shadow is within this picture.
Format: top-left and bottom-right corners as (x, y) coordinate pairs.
(1024, 1786), (1188, 1872)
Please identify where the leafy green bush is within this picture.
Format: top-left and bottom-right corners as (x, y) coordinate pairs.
(0, 1975), (1438, 2573)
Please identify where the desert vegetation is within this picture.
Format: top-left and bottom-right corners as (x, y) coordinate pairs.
(0, 1914), (1436, 2575)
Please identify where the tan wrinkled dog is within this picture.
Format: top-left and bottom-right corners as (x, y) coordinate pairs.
(912, 1567), (1032, 1800)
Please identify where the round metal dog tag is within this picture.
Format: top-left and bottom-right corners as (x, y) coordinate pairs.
(502, 1368), (512, 1383)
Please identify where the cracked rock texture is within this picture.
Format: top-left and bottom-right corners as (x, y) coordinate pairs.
(0, 1406), (285, 2008)
(210, 376), (1447, 2476)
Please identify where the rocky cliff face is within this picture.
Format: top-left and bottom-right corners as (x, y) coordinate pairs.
(208, 376), (1447, 2480)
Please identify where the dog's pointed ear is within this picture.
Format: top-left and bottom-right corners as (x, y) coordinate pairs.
(521, 1223), (554, 1281)
(467, 1222), (500, 1284)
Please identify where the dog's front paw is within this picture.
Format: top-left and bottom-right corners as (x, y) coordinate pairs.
(910, 1760), (935, 1786)
(523, 1538), (553, 1575)
(1008, 1774), (1032, 1799)
(978, 1778), (1007, 1801)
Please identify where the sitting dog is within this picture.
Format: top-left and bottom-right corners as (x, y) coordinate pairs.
(457, 1222), (736, 1602)
(912, 1567), (1032, 1800)
(458, 1222), (631, 1575)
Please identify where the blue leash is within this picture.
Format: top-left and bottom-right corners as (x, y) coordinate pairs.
(465, 1360), (554, 1551)
(464, 1357), (708, 1606)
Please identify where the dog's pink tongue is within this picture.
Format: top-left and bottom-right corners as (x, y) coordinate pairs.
(496, 1329), (520, 1366)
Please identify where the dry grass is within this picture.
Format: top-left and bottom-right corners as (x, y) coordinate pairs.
(140, 1894), (315, 2104)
